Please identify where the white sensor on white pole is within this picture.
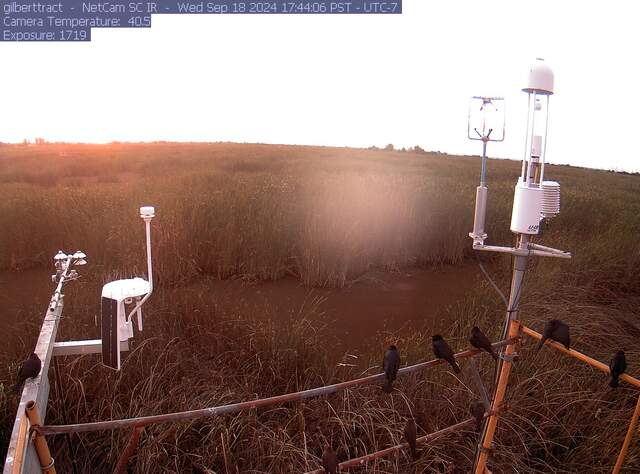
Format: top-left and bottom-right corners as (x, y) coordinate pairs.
(140, 206), (155, 220)
(139, 206), (155, 293)
(473, 60), (568, 473)
(467, 96), (506, 246)
(100, 205), (156, 370)
(510, 59), (560, 235)
(470, 59), (569, 261)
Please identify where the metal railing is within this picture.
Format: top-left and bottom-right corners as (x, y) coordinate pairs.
(6, 278), (640, 474)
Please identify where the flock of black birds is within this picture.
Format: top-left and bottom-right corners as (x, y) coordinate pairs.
(344, 320), (630, 472)
(9, 319), (629, 473)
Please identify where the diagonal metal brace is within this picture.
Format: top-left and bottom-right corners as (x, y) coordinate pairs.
(467, 359), (491, 410)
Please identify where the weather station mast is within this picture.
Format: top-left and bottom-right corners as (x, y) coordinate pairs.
(468, 59), (571, 473)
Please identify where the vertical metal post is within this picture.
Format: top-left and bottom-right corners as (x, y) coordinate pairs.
(475, 319), (521, 473)
(498, 235), (529, 342)
(612, 393), (640, 474)
(474, 235), (529, 473)
(480, 139), (488, 187)
(25, 401), (56, 474)
(53, 356), (78, 474)
(467, 359), (491, 410)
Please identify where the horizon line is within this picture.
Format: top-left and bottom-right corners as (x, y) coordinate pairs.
(0, 140), (637, 175)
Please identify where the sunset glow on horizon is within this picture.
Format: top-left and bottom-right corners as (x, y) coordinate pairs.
(2, 1), (639, 171)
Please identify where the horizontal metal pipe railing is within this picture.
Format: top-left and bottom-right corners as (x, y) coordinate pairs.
(303, 418), (474, 473)
(39, 339), (516, 435)
(520, 325), (640, 389)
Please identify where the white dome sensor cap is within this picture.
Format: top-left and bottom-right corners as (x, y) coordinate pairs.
(523, 58), (554, 95)
(140, 206), (155, 219)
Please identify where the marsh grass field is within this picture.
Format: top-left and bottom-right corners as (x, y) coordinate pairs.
(1, 142), (640, 473)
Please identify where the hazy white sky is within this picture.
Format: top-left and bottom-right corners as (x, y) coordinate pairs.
(2, 1), (639, 171)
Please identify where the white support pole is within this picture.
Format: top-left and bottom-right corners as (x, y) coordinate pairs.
(539, 96), (550, 184)
(125, 209), (154, 323)
(144, 218), (153, 293)
(52, 340), (129, 357)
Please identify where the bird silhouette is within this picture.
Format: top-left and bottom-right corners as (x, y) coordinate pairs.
(11, 353), (41, 393)
(469, 326), (498, 361)
(536, 320), (570, 351)
(609, 350), (627, 388)
(382, 345), (400, 393)
(404, 418), (418, 460)
(322, 444), (338, 474)
(470, 401), (486, 432)
(432, 335), (460, 373)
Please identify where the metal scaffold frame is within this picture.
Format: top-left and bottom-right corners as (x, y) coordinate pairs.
(6, 276), (640, 474)
(5, 60), (638, 472)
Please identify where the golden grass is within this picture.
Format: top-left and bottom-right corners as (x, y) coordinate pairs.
(2, 142), (640, 472)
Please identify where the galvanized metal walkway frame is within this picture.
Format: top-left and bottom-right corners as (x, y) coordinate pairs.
(4, 258), (71, 474)
(34, 339), (518, 436)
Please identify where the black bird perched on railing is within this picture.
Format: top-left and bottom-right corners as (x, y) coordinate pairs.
(11, 353), (41, 393)
(432, 335), (460, 373)
(536, 319), (570, 351)
(404, 417), (418, 460)
(469, 326), (498, 361)
(609, 350), (627, 388)
(322, 444), (338, 474)
(382, 345), (400, 393)
(470, 401), (486, 432)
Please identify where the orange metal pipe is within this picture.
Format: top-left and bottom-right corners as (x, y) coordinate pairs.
(520, 324), (640, 473)
(25, 401), (56, 474)
(612, 393), (640, 474)
(113, 426), (143, 474)
(303, 418), (474, 473)
(11, 416), (28, 474)
(475, 319), (520, 474)
(520, 325), (640, 389)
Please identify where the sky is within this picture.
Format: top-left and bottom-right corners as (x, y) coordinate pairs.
(1, 0), (639, 171)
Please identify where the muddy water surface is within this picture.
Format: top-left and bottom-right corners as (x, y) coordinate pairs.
(1, 264), (481, 361)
